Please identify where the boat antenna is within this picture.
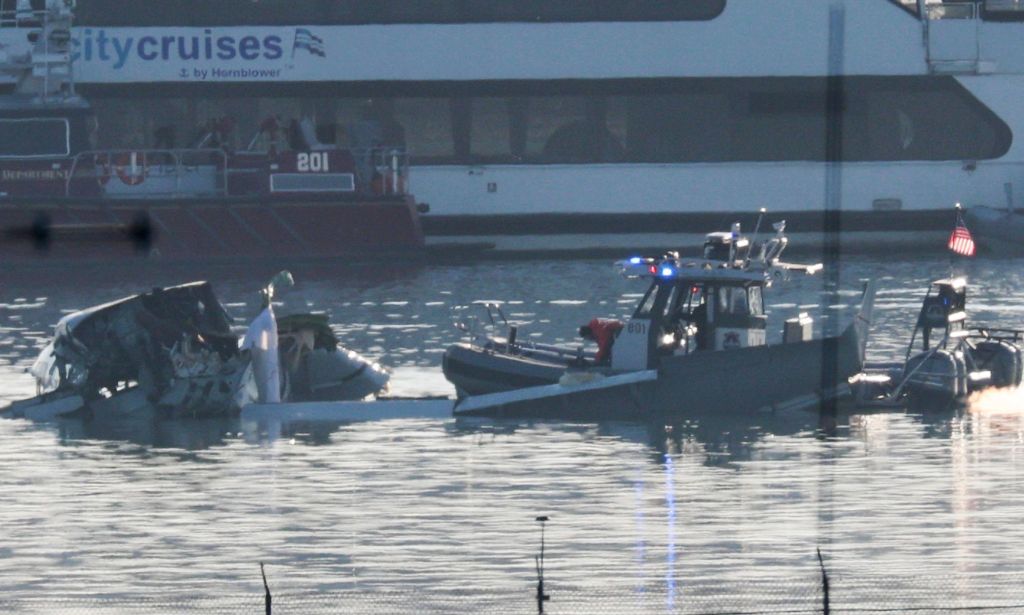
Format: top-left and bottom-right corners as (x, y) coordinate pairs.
(535, 515), (550, 614)
(728, 222), (741, 266)
(744, 207), (767, 266)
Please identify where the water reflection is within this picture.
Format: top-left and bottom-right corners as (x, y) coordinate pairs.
(54, 411), (238, 454)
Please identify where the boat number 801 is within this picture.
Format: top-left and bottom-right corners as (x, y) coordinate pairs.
(297, 152), (330, 172)
(627, 322), (646, 334)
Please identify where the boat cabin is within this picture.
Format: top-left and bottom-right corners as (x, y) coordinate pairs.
(0, 2), (410, 203)
(610, 258), (768, 371)
(0, 102), (409, 200)
(914, 277), (968, 351)
(702, 230), (749, 264)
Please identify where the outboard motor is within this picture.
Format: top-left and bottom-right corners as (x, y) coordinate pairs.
(971, 339), (1024, 390)
(903, 348), (968, 403)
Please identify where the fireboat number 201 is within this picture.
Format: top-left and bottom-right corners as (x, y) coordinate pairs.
(297, 152), (330, 172)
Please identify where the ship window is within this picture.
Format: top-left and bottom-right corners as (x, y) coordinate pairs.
(393, 98), (451, 160)
(619, 76), (1009, 163)
(470, 98), (511, 160)
(527, 97), (588, 161)
(81, 75), (1012, 165)
(0, 119), (69, 157)
(524, 97), (626, 163)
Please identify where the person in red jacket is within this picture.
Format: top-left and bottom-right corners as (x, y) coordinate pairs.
(579, 318), (624, 364)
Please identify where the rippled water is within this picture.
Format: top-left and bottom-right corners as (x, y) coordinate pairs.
(2, 256), (1024, 610)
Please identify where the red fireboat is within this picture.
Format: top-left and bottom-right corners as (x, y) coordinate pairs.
(0, 6), (429, 266)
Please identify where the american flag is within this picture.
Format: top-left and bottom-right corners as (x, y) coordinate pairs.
(947, 223), (975, 257)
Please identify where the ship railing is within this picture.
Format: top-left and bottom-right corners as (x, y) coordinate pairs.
(0, 8), (68, 28)
(350, 147), (410, 196)
(65, 148), (230, 198)
(925, 2), (979, 19)
(984, 0), (1024, 12)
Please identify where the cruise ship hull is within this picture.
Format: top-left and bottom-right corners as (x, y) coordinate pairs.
(414, 158), (1013, 255)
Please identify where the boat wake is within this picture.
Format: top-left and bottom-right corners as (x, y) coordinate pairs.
(967, 385), (1024, 415)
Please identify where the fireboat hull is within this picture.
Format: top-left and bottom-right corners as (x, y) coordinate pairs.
(0, 195), (426, 264)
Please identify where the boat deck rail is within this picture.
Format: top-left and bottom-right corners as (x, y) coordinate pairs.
(62, 145), (409, 199)
(984, 0), (1024, 13)
(65, 148), (230, 198)
(923, 0), (1024, 19)
(926, 2), (979, 20)
(353, 147), (410, 196)
(0, 7), (68, 28)
(968, 326), (1024, 343)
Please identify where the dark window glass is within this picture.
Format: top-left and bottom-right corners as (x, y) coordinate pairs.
(619, 76), (1009, 163)
(0, 119), (68, 156)
(393, 98), (451, 159)
(83, 75), (1012, 165)
(470, 98), (511, 160)
(75, 0), (726, 26)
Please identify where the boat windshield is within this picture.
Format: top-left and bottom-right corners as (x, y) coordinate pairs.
(0, 118), (70, 157)
(633, 283), (659, 318)
(717, 285), (763, 316)
(717, 286), (746, 315)
(749, 286), (764, 316)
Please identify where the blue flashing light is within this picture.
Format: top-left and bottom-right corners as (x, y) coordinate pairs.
(629, 256), (643, 265)
(660, 266), (676, 278)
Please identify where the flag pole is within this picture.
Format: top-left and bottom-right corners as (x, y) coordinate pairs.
(950, 202), (961, 278)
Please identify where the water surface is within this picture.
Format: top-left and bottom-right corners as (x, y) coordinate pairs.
(1, 256), (1023, 611)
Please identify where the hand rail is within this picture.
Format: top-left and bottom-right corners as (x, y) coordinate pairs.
(65, 148), (229, 197)
(349, 146), (410, 196)
(925, 2), (978, 19)
(985, 0), (1024, 12)
(0, 8), (67, 28)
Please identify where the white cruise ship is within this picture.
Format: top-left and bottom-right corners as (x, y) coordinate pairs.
(3, 0), (1023, 255)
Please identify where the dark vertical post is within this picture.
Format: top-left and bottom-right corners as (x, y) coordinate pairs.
(817, 548), (830, 615)
(260, 562), (272, 615)
(535, 516), (550, 614)
(820, 4), (845, 426)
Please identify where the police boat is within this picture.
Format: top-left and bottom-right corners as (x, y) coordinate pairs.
(444, 221), (876, 420)
(854, 277), (1023, 408)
